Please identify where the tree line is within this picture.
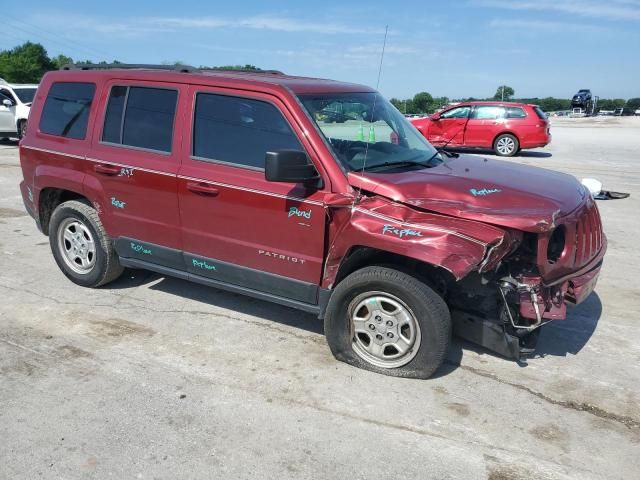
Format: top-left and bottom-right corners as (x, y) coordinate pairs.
(0, 41), (260, 83)
(1, 42), (638, 113)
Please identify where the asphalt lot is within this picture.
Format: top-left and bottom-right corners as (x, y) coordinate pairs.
(1, 117), (639, 479)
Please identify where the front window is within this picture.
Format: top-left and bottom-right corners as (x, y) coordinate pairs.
(13, 87), (37, 104)
(441, 106), (471, 119)
(299, 92), (441, 172)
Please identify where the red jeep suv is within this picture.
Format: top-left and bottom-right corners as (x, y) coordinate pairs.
(410, 101), (551, 156)
(18, 65), (604, 378)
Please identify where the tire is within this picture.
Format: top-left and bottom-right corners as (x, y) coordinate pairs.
(49, 200), (123, 287)
(324, 266), (451, 379)
(17, 120), (27, 140)
(493, 133), (519, 157)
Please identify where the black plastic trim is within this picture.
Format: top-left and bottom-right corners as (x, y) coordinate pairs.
(118, 257), (320, 314)
(115, 237), (183, 270)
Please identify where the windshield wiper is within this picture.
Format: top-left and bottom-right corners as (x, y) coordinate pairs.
(362, 160), (431, 171)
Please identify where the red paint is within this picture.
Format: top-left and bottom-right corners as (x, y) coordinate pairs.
(19, 68), (604, 330)
(410, 101), (551, 152)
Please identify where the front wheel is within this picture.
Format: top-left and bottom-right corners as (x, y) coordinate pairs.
(493, 133), (519, 157)
(324, 266), (451, 379)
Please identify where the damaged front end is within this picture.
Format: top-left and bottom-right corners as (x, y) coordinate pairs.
(448, 199), (606, 360)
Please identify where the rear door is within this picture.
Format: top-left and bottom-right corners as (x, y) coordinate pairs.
(86, 81), (184, 269)
(429, 105), (470, 146)
(464, 105), (505, 148)
(177, 86), (329, 305)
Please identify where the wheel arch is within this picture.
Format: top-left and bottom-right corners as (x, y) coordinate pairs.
(38, 187), (89, 235)
(330, 245), (458, 296)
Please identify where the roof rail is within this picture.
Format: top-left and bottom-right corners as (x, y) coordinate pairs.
(60, 63), (199, 73)
(201, 67), (285, 75)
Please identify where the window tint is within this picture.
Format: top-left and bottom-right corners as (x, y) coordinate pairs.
(0, 89), (16, 103)
(533, 106), (547, 119)
(102, 86), (177, 152)
(472, 106), (504, 120)
(40, 82), (95, 139)
(193, 93), (302, 169)
(0, 91), (14, 105)
(102, 86), (127, 144)
(505, 107), (527, 119)
(440, 106), (470, 119)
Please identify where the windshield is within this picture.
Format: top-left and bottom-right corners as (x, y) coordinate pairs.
(298, 92), (441, 172)
(13, 87), (37, 104)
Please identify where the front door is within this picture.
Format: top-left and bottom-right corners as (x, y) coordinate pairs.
(177, 87), (328, 305)
(428, 105), (470, 146)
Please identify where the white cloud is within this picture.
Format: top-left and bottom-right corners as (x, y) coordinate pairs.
(29, 13), (388, 36)
(474, 0), (640, 21)
(488, 18), (609, 32)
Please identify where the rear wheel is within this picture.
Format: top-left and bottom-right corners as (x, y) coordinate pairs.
(493, 133), (519, 157)
(49, 200), (123, 287)
(324, 266), (451, 379)
(17, 120), (27, 139)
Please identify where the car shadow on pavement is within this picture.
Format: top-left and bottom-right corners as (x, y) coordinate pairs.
(108, 270), (601, 377)
(447, 147), (552, 159)
(433, 292), (602, 377)
(533, 292), (602, 358)
(0, 138), (19, 147)
(110, 269), (324, 335)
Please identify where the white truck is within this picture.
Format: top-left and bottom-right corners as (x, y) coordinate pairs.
(0, 78), (38, 140)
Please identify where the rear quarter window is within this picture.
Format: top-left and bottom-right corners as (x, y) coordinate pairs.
(39, 82), (95, 139)
(532, 106), (547, 120)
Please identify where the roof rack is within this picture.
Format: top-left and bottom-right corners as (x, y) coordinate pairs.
(60, 63), (199, 73)
(202, 67), (285, 75)
(59, 63), (286, 76)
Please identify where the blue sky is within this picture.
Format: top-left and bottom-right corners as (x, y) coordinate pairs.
(2, 0), (639, 99)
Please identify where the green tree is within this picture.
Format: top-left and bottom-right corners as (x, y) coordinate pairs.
(493, 85), (514, 101)
(626, 98), (640, 110)
(0, 41), (54, 82)
(412, 91), (433, 113)
(51, 54), (73, 70)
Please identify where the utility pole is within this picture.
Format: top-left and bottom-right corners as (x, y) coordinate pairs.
(501, 85), (504, 102)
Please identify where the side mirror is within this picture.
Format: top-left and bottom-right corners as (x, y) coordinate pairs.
(430, 112), (441, 121)
(265, 150), (322, 186)
(2, 99), (12, 107)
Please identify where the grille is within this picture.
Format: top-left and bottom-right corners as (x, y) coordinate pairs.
(574, 203), (603, 266)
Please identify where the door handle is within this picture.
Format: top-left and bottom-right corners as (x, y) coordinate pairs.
(94, 163), (121, 176)
(186, 181), (219, 196)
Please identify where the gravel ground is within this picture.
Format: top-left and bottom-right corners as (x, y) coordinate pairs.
(0, 116), (639, 479)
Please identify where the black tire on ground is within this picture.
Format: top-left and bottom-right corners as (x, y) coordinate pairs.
(49, 200), (123, 287)
(17, 120), (27, 139)
(493, 133), (519, 157)
(324, 266), (451, 379)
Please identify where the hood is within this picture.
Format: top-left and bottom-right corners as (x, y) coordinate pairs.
(348, 155), (588, 233)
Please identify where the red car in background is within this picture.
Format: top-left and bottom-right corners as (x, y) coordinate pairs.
(410, 102), (551, 157)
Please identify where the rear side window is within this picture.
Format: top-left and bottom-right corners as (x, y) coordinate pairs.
(505, 107), (527, 119)
(102, 86), (177, 153)
(472, 106), (504, 119)
(40, 82), (95, 139)
(192, 93), (302, 169)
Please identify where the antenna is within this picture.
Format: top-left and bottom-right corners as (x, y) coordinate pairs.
(359, 25), (389, 179)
